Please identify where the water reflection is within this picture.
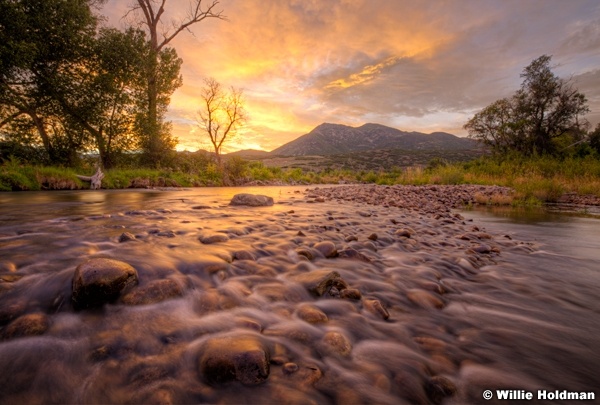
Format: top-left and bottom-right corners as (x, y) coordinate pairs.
(462, 206), (600, 262)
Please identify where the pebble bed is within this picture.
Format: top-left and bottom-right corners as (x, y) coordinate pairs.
(0, 185), (598, 404)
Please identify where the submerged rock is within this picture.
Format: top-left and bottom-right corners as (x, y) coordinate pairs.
(118, 232), (136, 243)
(230, 194), (274, 207)
(72, 258), (138, 310)
(290, 270), (348, 297)
(425, 376), (457, 404)
(199, 233), (229, 244)
(2, 313), (49, 339)
(363, 299), (390, 320)
(320, 331), (352, 357)
(198, 335), (270, 386)
(121, 279), (184, 305)
(296, 304), (328, 324)
(313, 241), (338, 258)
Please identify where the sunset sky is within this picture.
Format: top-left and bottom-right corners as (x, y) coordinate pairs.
(102, 0), (600, 152)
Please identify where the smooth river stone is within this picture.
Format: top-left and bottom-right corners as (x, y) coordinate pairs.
(198, 335), (270, 386)
(313, 241), (338, 258)
(199, 233), (229, 244)
(2, 313), (49, 339)
(229, 194), (274, 207)
(296, 304), (328, 324)
(290, 270), (348, 297)
(121, 278), (184, 305)
(72, 258), (138, 309)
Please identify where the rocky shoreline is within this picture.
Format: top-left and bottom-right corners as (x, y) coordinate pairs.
(0, 185), (598, 404)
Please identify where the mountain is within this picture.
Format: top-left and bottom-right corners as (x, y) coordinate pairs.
(224, 149), (271, 159)
(270, 123), (478, 156)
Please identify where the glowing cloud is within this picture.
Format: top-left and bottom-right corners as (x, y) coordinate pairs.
(101, 0), (600, 152)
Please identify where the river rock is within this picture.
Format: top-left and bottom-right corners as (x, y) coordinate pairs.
(340, 288), (362, 300)
(121, 279), (184, 305)
(199, 233), (229, 244)
(407, 289), (445, 309)
(296, 304), (328, 324)
(290, 270), (348, 297)
(118, 232), (136, 243)
(230, 194), (274, 207)
(363, 299), (390, 320)
(2, 313), (49, 339)
(425, 376), (457, 405)
(198, 335), (270, 386)
(282, 362), (299, 375)
(313, 241), (338, 258)
(472, 243), (492, 254)
(72, 258), (138, 309)
(233, 250), (256, 261)
(320, 331), (352, 357)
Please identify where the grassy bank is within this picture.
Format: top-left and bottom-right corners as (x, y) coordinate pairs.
(2, 155), (600, 206)
(361, 155), (600, 204)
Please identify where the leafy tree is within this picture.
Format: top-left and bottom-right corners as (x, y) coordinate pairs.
(0, 0), (101, 164)
(589, 123), (600, 156)
(197, 78), (246, 169)
(124, 0), (225, 166)
(50, 28), (153, 169)
(465, 55), (589, 156)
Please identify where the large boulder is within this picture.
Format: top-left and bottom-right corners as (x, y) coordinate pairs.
(72, 258), (138, 309)
(229, 194), (274, 207)
(198, 334), (270, 385)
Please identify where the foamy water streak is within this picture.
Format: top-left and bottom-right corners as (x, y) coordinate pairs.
(0, 186), (598, 404)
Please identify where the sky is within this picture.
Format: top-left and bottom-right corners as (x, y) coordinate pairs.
(101, 0), (600, 152)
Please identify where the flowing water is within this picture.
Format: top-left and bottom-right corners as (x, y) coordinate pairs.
(0, 187), (598, 404)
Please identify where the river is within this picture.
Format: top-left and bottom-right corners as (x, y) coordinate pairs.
(0, 186), (598, 404)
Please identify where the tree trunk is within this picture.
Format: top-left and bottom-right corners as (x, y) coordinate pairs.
(28, 110), (54, 160)
(76, 167), (104, 190)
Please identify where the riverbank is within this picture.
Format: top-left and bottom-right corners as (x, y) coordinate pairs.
(2, 156), (600, 208)
(0, 185), (598, 404)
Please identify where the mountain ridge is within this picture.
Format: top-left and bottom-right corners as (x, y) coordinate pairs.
(270, 123), (477, 156)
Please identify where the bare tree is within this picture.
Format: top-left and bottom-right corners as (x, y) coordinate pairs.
(125, 0), (226, 165)
(197, 78), (246, 167)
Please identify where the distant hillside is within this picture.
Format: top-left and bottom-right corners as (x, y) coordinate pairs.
(224, 149), (271, 159)
(270, 123), (478, 156)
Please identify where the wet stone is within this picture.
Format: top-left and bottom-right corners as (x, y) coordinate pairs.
(230, 194), (274, 207)
(233, 250), (256, 261)
(321, 331), (352, 357)
(473, 243), (492, 254)
(121, 279), (184, 305)
(291, 270), (348, 297)
(2, 313), (49, 339)
(296, 304), (328, 324)
(157, 230), (176, 238)
(198, 335), (270, 386)
(363, 299), (390, 320)
(425, 376), (457, 405)
(407, 289), (445, 309)
(282, 362), (299, 375)
(338, 248), (371, 262)
(118, 232), (136, 243)
(199, 233), (229, 244)
(72, 258), (138, 310)
(395, 229), (412, 238)
(295, 248), (315, 261)
(367, 233), (378, 241)
(313, 241), (338, 258)
(340, 288), (362, 300)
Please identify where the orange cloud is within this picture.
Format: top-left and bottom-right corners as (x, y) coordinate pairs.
(101, 0), (600, 152)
